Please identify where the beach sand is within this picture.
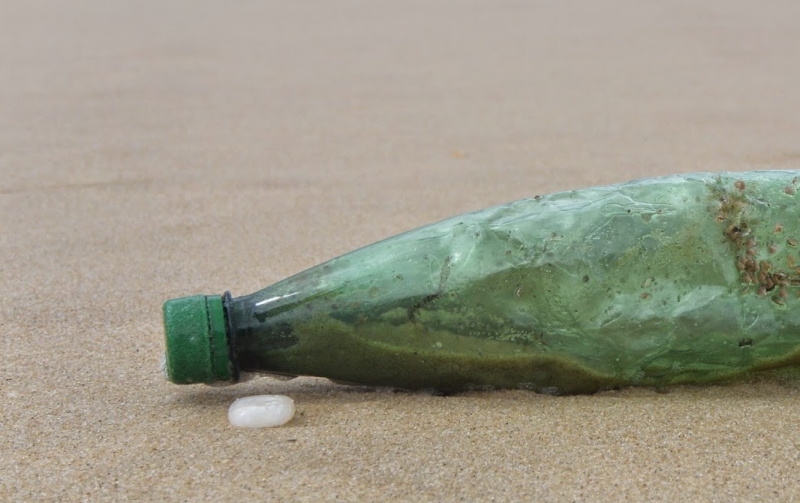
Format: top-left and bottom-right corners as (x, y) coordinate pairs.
(3, 1), (800, 501)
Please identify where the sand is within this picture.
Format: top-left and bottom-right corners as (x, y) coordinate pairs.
(3, 1), (800, 501)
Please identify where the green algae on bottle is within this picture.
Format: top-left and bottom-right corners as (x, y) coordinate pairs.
(163, 171), (800, 395)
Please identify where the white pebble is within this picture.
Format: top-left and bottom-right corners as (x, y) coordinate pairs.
(228, 395), (295, 428)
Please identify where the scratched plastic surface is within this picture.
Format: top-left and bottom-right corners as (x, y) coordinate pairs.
(227, 171), (800, 394)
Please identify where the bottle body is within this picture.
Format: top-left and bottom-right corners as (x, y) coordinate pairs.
(216, 171), (800, 394)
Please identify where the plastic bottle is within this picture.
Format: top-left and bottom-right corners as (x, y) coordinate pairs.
(163, 171), (800, 394)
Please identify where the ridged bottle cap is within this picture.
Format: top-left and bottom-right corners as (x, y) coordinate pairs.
(162, 294), (232, 383)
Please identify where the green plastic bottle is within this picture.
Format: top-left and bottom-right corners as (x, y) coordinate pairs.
(163, 171), (800, 394)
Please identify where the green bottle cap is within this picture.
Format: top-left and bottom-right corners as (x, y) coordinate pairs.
(162, 294), (232, 384)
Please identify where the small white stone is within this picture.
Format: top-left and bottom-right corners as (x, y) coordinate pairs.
(228, 395), (296, 428)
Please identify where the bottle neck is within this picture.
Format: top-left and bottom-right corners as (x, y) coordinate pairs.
(222, 291), (241, 382)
